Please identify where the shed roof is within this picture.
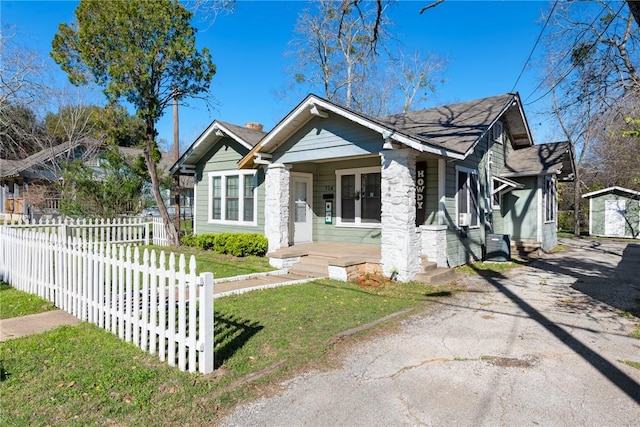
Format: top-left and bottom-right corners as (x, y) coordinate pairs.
(500, 141), (575, 180)
(582, 186), (640, 199)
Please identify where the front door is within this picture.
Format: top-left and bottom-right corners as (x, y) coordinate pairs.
(291, 173), (313, 244)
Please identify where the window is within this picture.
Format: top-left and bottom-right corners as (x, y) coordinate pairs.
(208, 171), (257, 225)
(336, 167), (381, 226)
(544, 176), (555, 223)
(456, 167), (479, 227)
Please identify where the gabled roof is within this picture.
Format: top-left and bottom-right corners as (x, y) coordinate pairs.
(0, 139), (100, 179)
(582, 186), (640, 199)
(239, 93), (533, 169)
(500, 141), (575, 181)
(379, 93), (533, 155)
(170, 120), (266, 175)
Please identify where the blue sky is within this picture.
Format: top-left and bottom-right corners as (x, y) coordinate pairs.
(2, 0), (559, 150)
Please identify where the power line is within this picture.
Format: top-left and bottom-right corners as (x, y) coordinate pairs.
(510, 0), (558, 93)
(523, 1), (625, 107)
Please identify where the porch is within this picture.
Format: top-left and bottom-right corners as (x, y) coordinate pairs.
(269, 242), (455, 284)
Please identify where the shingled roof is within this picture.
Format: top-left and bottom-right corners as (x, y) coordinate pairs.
(501, 141), (575, 181)
(378, 94), (521, 154)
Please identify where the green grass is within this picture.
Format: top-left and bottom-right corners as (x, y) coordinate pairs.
(0, 281), (55, 319)
(0, 278), (458, 425)
(619, 360), (640, 370)
(455, 259), (528, 278)
(142, 245), (274, 279)
(631, 325), (640, 339)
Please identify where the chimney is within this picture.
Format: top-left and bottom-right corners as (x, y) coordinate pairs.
(245, 122), (264, 132)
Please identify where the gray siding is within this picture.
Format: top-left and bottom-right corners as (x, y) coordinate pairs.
(503, 176), (538, 240)
(194, 138), (265, 235)
(272, 114), (384, 164)
(444, 135), (490, 267)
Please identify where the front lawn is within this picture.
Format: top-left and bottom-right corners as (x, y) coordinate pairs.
(0, 278), (459, 425)
(0, 281), (55, 319)
(142, 244), (275, 278)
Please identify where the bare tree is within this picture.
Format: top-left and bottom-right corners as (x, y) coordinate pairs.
(541, 1), (640, 235)
(0, 27), (50, 160)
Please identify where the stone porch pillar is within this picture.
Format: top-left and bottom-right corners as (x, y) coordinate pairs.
(264, 163), (291, 253)
(380, 149), (421, 281)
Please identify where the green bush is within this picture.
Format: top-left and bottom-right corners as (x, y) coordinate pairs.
(181, 233), (197, 247)
(180, 232), (268, 257)
(557, 211), (573, 232)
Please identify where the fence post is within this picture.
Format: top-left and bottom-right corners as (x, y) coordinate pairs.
(198, 272), (214, 374)
(145, 221), (150, 246)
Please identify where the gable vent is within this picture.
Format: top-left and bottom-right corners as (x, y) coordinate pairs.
(492, 121), (503, 144)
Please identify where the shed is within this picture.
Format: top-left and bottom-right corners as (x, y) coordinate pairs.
(582, 186), (640, 239)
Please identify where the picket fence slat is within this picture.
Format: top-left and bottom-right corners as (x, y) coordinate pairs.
(0, 224), (214, 374)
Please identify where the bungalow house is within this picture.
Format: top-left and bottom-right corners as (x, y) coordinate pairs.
(582, 186), (640, 239)
(1, 140), (190, 220)
(171, 93), (575, 281)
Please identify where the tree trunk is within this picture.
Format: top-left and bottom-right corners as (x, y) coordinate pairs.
(573, 168), (581, 237)
(145, 121), (179, 246)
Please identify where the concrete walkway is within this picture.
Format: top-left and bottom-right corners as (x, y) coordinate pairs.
(0, 271), (317, 341)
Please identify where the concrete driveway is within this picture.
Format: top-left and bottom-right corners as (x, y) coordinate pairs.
(220, 238), (640, 426)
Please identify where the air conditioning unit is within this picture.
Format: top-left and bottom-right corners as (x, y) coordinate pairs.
(458, 213), (472, 227)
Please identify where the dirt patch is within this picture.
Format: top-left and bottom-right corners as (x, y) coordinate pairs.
(481, 355), (537, 368)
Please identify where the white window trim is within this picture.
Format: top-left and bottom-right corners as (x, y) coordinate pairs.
(544, 175), (556, 224)
(492, 121), (504, 144)
(208, 170), (258, 226)
(455, 166), (480, 229)
(335, 166), (382, 228)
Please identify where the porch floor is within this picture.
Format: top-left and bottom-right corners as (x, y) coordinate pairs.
(270, 242), (381, 264)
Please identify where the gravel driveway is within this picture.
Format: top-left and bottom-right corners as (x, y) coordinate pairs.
(220, 238), (640, 426)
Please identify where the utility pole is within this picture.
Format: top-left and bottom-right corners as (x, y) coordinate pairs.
(173, 91), (181, 242)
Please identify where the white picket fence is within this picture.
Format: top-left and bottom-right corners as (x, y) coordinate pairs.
(0, 226), (214, 374)
(1, 216), (170, 247)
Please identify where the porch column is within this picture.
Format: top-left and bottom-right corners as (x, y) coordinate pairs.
(380, 149), (421, 281)
(264, 163), (291, 253)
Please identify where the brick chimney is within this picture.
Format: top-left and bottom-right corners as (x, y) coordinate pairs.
(245, 122), (264, 132)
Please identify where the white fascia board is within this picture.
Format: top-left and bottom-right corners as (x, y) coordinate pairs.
(215, 123), (254, 150)
(171, 121), (223, 174)
(582, 186), (640, 199)
(461, 94), (524, 160)
(259, 95), (464, 160)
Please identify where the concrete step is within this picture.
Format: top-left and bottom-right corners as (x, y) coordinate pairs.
(413, 267), (457, 284)
(289, 256), (329, 277)
(421, 260), (438, 272)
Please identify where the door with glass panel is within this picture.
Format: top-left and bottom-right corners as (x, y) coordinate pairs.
(290, 173), (313, 243)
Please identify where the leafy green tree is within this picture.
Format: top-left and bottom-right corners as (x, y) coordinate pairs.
(59, 146), (145, 218)
(51, 0), (215, 245)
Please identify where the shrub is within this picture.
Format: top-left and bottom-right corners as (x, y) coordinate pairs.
(196, 234), (217, 250)
(181, 232), (268, 257)
(181, 233), (197, 247)
(557, 212), (573, 232)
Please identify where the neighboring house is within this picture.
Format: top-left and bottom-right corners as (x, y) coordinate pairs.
(0, 140), (190, 219)
(0, 139), (101, 219)
(171, 93), (575, 281)
(582, 186), (640, 239)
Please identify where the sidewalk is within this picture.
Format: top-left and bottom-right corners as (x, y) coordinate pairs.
(0, 272), (319, 341)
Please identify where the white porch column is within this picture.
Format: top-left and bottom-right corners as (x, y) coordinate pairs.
(380, 149), (420, 281)
(264, 163), (291, 253)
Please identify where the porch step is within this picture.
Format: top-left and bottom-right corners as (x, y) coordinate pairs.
(288, 255), (330, 278)
(413, 267), (457, 284)
(420, 257), (438, 273)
